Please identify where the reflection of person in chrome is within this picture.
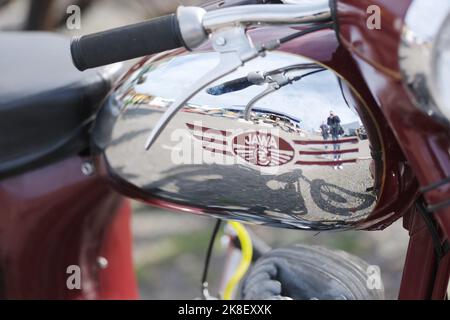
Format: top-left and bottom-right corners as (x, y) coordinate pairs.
(327, 111), (343, 170)
(319, 121), (330, 150)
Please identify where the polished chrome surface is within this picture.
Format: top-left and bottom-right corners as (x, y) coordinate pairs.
(202, 3), (331, 31)
(98, 62), (125, 85)
(176, 3), (332, 49)
(144, 26), (262, 150)
(399, 0), (450, 122)
(146, 3), (332, 150)
(94, 51), (382, 230)
(241, 65), (326, 120)
(177, 6), (208, 50)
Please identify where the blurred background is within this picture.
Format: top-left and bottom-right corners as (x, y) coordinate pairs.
(0, 0), (409, 299)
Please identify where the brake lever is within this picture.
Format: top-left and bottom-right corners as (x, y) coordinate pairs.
(243, 67), (327, 120)
(206, 63), (321, 96)
(243, 72), (292, 120)
(144, 27), (274, 151)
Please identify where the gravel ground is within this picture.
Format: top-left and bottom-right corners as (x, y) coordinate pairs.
(1, 0), (411, 300)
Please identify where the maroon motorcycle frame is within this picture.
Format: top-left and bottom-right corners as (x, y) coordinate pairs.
(0, 0), (448, 299)
(335, 0), (450, 299)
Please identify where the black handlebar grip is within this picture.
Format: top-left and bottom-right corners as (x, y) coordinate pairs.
(71, 14), (184, 71)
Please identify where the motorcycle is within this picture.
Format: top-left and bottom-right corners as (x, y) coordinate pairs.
(0, 0), (449, 300)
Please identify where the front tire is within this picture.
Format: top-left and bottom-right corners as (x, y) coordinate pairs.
(240, 244), (384, 300)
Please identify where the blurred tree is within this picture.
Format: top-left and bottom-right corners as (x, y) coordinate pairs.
(25, 0), (91, 30)
(0, 0), (207, 31)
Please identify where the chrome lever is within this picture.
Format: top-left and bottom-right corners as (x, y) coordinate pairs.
(243, 66), (327, 120)
(243, 73), (292, 121)
(144, 27), (273, 151)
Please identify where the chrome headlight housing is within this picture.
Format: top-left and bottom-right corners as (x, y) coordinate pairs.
(399, 0), (450, 122)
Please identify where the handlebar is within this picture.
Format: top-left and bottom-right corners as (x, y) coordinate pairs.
(70, 1), (331, 71)
(71, 14), (184, 71)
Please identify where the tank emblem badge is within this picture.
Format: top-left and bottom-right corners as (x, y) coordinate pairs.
(186, 123), (295, 167)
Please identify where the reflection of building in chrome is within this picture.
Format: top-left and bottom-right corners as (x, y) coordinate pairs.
(123, 91), (209, 114)
(124, 92), (173, 110)
(341, 121), (362, 136)
(356, 126), (368, 140)
(252, 111), (302, 134)
(121, 92), (307, 136)
(226, 107), (304, 135)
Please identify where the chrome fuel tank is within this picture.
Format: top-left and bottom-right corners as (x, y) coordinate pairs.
(93, 51), (383, 230)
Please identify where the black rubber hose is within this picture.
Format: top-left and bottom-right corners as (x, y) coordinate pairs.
(71, 14), (184, 71)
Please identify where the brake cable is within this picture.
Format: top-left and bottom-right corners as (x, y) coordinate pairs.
(201, 220), (254, 300)
(201, 219), (222, 299)
(278, 22), (335, 44)
(243, 67), (327, 120)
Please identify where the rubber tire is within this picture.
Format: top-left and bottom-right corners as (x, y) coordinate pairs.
(239, 244), (385, 300)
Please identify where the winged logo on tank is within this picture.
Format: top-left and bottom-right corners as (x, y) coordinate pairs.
(186, 123), (360, 167)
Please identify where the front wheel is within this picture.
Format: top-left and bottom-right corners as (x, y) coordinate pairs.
(239, 244), (384, 300)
